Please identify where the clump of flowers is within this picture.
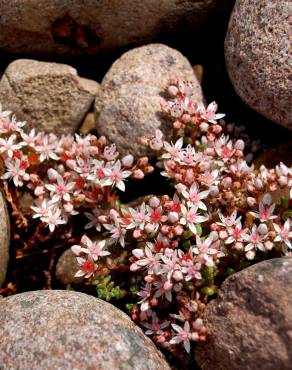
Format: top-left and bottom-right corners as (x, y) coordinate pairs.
(0, 103), (152, 255)
(1, 79), (291, 367)
(70, 81), (292, 361)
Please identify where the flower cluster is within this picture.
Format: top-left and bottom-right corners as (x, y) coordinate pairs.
(158, 78), (263, 163)
(71, 80), (291, 360)
(0, 104), (153, 237)
(1, 76), (291, 366)
(161, 78), (225, 137)
(71, 235), (110, 278)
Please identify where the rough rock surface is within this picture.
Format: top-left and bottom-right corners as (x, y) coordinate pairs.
(195, 258), (292, 370)
(95, 44), (202, 157)
(0, 59), (100, 135)
(0, 290), (170, 370)
(225, 0), (291, 129)
(0, 190), (10, 287)
(0, 0), (232, 58)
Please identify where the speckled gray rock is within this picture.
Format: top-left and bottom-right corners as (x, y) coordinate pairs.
(0, 0), (233, 58)
(0, 190), (10, 287)
(225, 0), (291, 129)
(195, 258), (292, 370)
(0, 290), (170, 370)
(95, 44), (202, 157)
(0, 59), (100, 135)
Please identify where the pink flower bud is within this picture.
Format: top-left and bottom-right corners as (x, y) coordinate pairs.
(47, 168), (59, 180)
(185, 169), (194, 183)
(258, 223), (268, 235)
(71, 245), (82, 255)
(98, 136), (107, 147)
(264, 241), (274, 250)
(109, 209), (119, 220)
(121, 154), (134, 167)
(262, 193), (272, 206)
(149, 196), (160, 208)
(182, 114), (191, 123)
(98, 215), (108, 224)
(206, 147), (215, 156)
(89, 147), (99, 156)
(207, 132), (216, 141)
(210, 231), (219, 241)
(161, 225), (170, 234)
(175, 183), (185, 193)
(145, 223), (156, 234)
(225, 191), (233, 200)
(34, 186), (45, 196)
(132, 249), (144, 258)
(279, 176), (288, 187)
(219, 230), (228, 239)
(57, 165), (65, 174)
(247, 197), (256, 207)
(255, 178), (263, 189)
(199, 122), (209, 132)
(29, 174), (39, 183)
(140, 136), (149, 145)
(150, 298), (158, 306)
(269, 183), (277, 192)
(130, 263), (140, 272)
(139, 310), (149, 321)
(167, 85), (178, 96)
(211, 223), (220, 231)
(235, 139), (245, 151)
(212, 125), (222, 134)
(234, 242), (243, 251)
(247, 183), (255, 192)
(168, 212), (179, 223)
(173, 270), (183, 282)
(64, 203), (74, 213)
(209, 186), (219, 196)
(133, 229), (142, 238)
(188, 300), (198, 312)
(193, 318), (203, 330)
(199, 161), (210, 171)
(144, 275), (155, 283)
(144, 165), (154, 174)
(137, 157), (149, 166)
(133, 169), (144, 179)
(156, 335), (166, 343)
(173, 120), (182, 129)
(66, 160), (76, 169)
(221, 177), (232, 189)
(163, 281), (173, 291)
(149, 134), (163, 151)
(174, 225), (183, 235)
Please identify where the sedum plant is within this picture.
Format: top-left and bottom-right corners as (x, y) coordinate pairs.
(0, 103), (152, 255)
(0, 79), (291, 366)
